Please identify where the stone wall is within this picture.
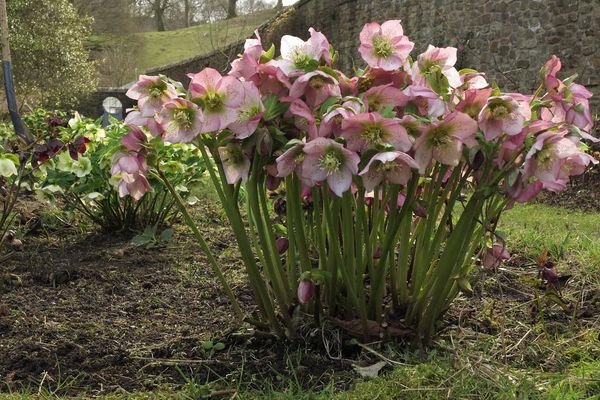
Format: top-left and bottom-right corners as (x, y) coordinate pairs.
(90, 0), (600, 111)
(261, 0), (599, 108)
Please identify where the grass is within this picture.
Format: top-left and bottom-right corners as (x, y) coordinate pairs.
(2, 202), (599, 399)
(89, 9), (277, 85)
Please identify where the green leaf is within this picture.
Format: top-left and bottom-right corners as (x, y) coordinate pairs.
(263, 94), (290, 121)
(159, 228), (174, 242)
(0, 158), (18, 177)
(259, 44), (276, 63)
(213, 342), (225, 351)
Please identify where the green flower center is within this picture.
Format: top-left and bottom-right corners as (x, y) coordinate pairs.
(362, 123), (387, 145)
(239, 104), (262, 121)
(372, 35), (394, 58)
(293, 51), (313, 69)
(319, 147), (344, 174)
(225, 145), (246, 166)
(536, 145), (554, 166)
(376, 161), (397, 173)
(173, 108), (194, 128)
(148, 82), (167, 99)
(205, 91), (225, 113)
(427, 124), (453, 147)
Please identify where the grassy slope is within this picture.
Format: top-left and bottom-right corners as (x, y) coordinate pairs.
(88, 9), (277, 83)
(2, 203), (599, 399)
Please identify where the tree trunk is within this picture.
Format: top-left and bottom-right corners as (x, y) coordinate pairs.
(275, 0), (283, 9)
(226, 0), (236, 19)
(184, 0), (191, 27)
(154, 0), (166, 31)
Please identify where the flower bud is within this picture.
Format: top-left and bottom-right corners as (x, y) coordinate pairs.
(297, 280), (315, 305)
(273, 197), (286, 216)
(412, 200), (427, 218)
(276, 237), (289, 254)
(542, 267), (558, 284)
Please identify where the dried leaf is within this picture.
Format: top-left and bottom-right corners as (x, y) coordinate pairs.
(353, 361), (387, 378)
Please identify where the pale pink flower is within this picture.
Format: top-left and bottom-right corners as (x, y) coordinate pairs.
(188, 68), (244, 132)
(524, 131), (597, 191)
(455, 88), (492, 119)
(218, 144), (251, 184)
(358, 20), (414, 71)
(125, 109), (164, 137)
(126, 75), (178, 117)
(337, 70), (359, 96)
(542, 55), (562, 93)
(403, 85), (447, 117)
(289, 70), (341, 107)
(478, 95), (530, 140)
(412, 45), (462, 89)
(459, 71), (489, 91)
(340, 112), (411, 153)
(565, 84), (594, 132)
(121, 125), (147, 153)
(482, 244), (510, 269)
(506, 175), (543, 204)
(495, 120), (553, 166)
(277, 28), (330, 77)
(227, 81), (265, 139)
(286, 98), (319, 139)
(319, 100), (361, 137)
(111, 154), (151, 201)
(359, 151), (418, 191)
(301, 138), (360, 196)
(276, 143), (305, 177)
(414, 111), (478, 172)
(364, 83), (408, 112)
(156, 98), (203, 143)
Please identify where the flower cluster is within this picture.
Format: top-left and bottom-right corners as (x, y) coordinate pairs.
(118, 20), (597, 340)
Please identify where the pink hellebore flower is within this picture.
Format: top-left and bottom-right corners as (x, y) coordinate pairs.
(359, 151), (418, 191)
(524, 131), (597, 192)
(358, 20), (414, 71)
(228, 81), (265, 139)
(459, 71), (489, 91)
(286, 98), (319, 139)
(121, 125), (147, 153)
(278, 28), (330, 77)
(364, 83), (408, 112)
(564, 84), (594, 132)
(126, 75), (178, 117)
(413, 45), (462, 89)
(482, 244), (510, 269)
(125, 109), (164, 138)
(218, 144), (251, 184)
(319, 101), (361, 137)
(301, 138), (360, 196)
(289, 70), (341, 108)
(455, 88), (492, 119)
(188, 68), (244, 132)
(414, 111), (478, 172)
(478, 95), (530, 140)
(340, 112), (412, 153)
(403, 85), (447, 117)
(111, 154), (152, 201)
(156, 98), (203, 143)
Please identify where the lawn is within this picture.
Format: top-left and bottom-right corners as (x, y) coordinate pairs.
(89, 9), (278, 86)
(1, 201), (599, 399)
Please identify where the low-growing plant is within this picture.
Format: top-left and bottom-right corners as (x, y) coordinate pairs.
(115, 21), (597, 344)
(37, 113), (206, 232)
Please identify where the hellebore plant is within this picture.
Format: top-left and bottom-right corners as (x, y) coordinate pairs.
(117, 22), (597, 344)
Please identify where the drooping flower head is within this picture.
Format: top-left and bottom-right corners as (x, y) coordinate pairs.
(364, 83), (408, 112)
(188, 68), (244, 132)
(110, 153), (152, 201)
(301, 138), (360, 196)
(359, 151), (418, 191)
(228, 81), (265, 139)
(358, 20), (414, 71)
(218, 143), (251, 184)
(276, 142), (305, 177)
(289, 70), (341, 108)
(403, 85), (447, 117)
(482, 244), (510, 269)
(478, 95), (530, 140)
(455, 88), (492, 119)
(340, 112), (412, 153)
(126, 75), (178, 117)
(125, 109), (164, 138)
(156, 98), (203, 143)
(121, 125), (147, 153)
(414, 111), (478, 172)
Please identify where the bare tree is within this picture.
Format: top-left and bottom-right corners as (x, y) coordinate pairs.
(275, 0), (283, 9)
(226, 0), (237, 19)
